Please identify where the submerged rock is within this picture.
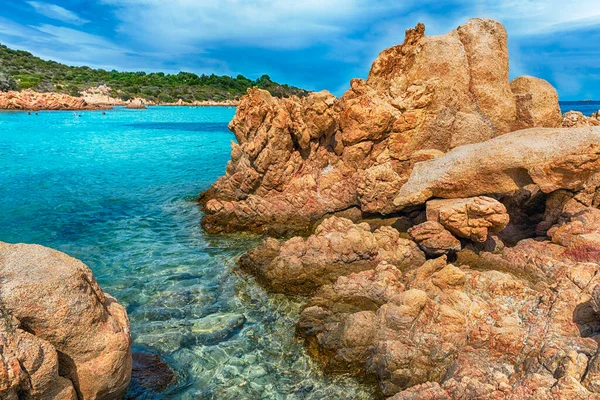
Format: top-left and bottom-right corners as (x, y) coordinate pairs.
(128, 352), (176, 395)
(200, 18), (563, 235)
(0, 242), (132, 400)
(191, 313), (246, 345)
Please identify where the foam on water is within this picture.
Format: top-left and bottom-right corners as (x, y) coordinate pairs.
(0, 107), (375, 399)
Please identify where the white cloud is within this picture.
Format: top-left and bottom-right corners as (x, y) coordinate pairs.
(27, 1), (90, 25)
(99, 0), (418, 52)
(472, 0), (600, 34)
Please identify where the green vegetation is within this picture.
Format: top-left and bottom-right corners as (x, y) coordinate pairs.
(0, 44), (308, 102)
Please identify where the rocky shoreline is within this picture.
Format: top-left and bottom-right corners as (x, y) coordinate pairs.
(0, 88), (239, 111)
(200, 18), (600, 399)
(3, 16), (600, 400)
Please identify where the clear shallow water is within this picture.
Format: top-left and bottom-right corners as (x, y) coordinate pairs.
(0, 107), (375, 399)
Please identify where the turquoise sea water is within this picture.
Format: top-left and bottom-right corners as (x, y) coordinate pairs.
(0, 107), (375, 399)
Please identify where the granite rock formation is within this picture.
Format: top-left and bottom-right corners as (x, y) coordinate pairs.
(563, 110), (600, 128)
(0, 242), (132, 399)
(200, 16), (600, 400)
(0, 90), (108, 111)
(239, 216), (425, 294)
(393, 127), (600, 209)
(408, 221), (461, 256)
(200, 18), (562, 235)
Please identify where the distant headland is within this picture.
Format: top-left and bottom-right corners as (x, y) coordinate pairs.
(0, 43), (308, 110)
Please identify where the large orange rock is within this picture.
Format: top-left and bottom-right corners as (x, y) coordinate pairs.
(299, 235), (600, 398)
(511, 76), (562, 129)
(425, 196), (510, 242)
(200, 18), (562, 234)
(239, 216), (425, 294)
(394, 127), (600, 209)
(0, 243), (132, 399)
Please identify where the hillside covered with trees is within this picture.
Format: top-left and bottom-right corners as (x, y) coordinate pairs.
(0, 44), (308, 103)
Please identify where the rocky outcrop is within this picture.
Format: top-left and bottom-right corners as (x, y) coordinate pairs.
(425, 196), (509, 242)
(408, 221), (461, 256)
(0, 242), (132, 399)
(198, 16), (600, 400)
(393, 127), (600, 209)
(125, 99), (148, 109)
(200, 18), (563, 234)
(295, 216), (600, 398)
(0, 90), (108, 110)
(563, 110), (600, 128)
(239, 216), (425, 294)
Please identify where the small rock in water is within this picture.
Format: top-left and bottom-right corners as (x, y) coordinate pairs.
(128, 352), (177, 395)
(191, 313), (246, 345)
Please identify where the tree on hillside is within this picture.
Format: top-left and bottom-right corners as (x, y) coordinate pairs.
(0, 71), (17, 92)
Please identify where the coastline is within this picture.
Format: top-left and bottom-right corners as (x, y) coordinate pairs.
(0, 89), (240, 111)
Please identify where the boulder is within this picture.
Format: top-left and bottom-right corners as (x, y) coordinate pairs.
(394, 127), (600, 209)
(425, 196), (510, 242)
(563, 111), (600, 127)
(239, 216), (425, 294)
(0, 242), (132, 400)
(511, 76), (562, 129)
(200, 18), (563, 234)
(408, 221), (461, 256)
(128, 353), (176, 396)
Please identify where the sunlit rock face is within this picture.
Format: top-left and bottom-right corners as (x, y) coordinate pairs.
(201, 16), (600, 400)
(0, 242), (132, 400)
(199, 18), (562, 235)
(0, 89), (106, 110)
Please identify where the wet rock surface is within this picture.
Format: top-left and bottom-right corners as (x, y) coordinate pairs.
(128, 352), (176, 396)
(0, 242), (132, 400)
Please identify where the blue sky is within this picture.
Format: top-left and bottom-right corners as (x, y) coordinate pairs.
(0, 1), (599, 100)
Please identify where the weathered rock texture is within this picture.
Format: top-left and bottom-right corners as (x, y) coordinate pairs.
(239, 216), (425, 294)
(425, 196), (509, 242)
(0, 90), (109, 110)
(0, 242), (132, 399)
(200, 18), (562, 234)
(408, 221), (461, 256)
(393, 127), (600, 209)
(290, 214), (600, 399)
(563, 110), (600, 128)
(201, 16), (600, 400)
